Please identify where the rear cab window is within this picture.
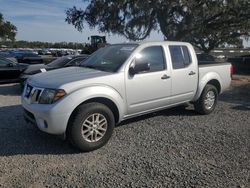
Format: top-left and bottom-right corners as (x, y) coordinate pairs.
(169, 45), (192, 69)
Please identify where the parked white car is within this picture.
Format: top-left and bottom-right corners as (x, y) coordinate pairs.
(22, 42), (232, 151)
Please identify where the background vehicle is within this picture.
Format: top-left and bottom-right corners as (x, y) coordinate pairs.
(22, 42), (232, 152)
(0, 56), (28, 84)
(20, 55), (88, 84)
(227, 54), (250, 73)
(38, 49), (52, 55)
(197, 53), (217, 65)
(82, 35), (107, 54)
(11, 51), (43, 64)
(0, 51), (18, 62)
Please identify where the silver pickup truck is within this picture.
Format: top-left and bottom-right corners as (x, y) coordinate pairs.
(22, 42), (232, 151)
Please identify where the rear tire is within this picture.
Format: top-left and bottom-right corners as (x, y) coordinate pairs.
(67, 102), (115, 152)
(194, 84), (218, 115)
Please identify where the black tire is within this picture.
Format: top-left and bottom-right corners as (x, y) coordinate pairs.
(67, 102), (115, 152)
(194, 84), (218, 115)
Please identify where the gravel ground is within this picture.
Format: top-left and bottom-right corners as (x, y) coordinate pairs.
(0, 76), (249, 188)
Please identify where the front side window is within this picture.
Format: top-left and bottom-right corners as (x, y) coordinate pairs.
(169, 45), (192, 69)
(135, 46), (166, 73)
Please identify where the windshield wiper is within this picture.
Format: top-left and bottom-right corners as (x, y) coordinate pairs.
(80, 64), (97, 69)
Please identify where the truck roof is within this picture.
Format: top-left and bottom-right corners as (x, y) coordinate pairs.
(113, 41), (191, 46)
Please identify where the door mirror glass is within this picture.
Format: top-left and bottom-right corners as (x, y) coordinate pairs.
(129, 62), (150, 75)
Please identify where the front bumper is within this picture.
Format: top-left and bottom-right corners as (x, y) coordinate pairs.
(22, 95), (71, 135)
(23, 108), (36, 124)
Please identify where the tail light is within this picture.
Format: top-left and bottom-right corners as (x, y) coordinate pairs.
(230, 64), (234, 80)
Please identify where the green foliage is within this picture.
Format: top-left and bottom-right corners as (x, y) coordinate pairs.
(0, 40), (85, 49)
(0, 13), (17, 42)
(66, 0), (250, 52)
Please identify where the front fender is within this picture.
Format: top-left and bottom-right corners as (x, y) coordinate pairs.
(52, 85), (125, 123)
(193, 72), (222, 101)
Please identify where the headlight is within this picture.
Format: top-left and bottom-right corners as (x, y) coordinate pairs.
(39, 89), (66, 104)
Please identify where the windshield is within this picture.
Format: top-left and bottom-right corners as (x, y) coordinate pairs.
(80, 44), (138, 72)
(48, 56), (73, 67)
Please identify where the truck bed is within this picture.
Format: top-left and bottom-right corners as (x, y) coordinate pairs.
(198, 62), (231, 94)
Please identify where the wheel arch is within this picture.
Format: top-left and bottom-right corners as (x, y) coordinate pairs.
(193, 72), (222, 101)
(66, 96), (120, 139)
(206, 79), (221, 94)
(69, 97), (120, 124)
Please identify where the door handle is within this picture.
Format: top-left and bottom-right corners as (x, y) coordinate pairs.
(189, 71), (196, 76)
(161, 74), (171, 79)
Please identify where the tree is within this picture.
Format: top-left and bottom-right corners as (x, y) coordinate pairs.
(66, 0), (250, 52)
(0, 13), (17, 42)
(0, 40), (86, 49)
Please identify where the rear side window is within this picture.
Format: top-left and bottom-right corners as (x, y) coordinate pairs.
(136, 46), (166, 72)
(169, 46), (192, 69)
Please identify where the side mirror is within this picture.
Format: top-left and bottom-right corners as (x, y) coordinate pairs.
(129, 63), (150, 75)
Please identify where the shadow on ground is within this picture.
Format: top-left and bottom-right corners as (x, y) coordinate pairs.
(0, 104), (198, 156)
(219, 82), (250, 111)
(118, 106), (198, 127)
(0, 105), (79, 156)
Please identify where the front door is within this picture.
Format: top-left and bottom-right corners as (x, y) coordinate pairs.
(125, 46), (172, 115)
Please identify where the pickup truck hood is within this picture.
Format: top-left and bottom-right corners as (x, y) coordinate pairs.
(29, 67), (111, 89)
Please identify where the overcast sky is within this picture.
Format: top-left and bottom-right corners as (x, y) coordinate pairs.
(0, 0), (249, 47)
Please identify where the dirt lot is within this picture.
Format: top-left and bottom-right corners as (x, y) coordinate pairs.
(0, 76), (249, 187)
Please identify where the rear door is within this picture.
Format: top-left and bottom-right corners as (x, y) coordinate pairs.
(125, 45), (172, 114)
(168, 45), (198, 103)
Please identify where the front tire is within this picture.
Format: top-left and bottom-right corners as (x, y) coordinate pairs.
(67, 102), (115, 152)
(194, 84), (218, 115)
